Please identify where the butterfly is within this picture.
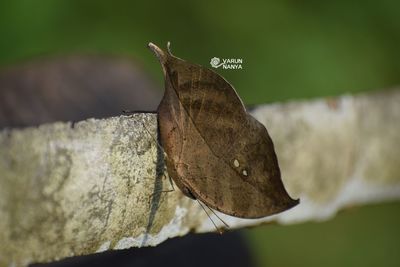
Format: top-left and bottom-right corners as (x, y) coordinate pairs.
(149, 42), (298, 218)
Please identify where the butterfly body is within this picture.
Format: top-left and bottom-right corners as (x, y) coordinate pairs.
(150, 43), (298, 218)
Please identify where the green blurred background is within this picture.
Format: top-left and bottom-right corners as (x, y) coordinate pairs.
(1, 1), (399, 266)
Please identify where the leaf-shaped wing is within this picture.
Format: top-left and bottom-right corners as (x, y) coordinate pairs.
(150, 43), (298, 218)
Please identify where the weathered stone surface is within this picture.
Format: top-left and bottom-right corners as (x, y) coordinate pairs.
(0, 90), (399, 267)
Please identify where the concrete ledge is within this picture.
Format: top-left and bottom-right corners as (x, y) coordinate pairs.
(1, 89), (399, 266)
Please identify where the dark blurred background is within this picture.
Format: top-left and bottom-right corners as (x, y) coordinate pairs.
(1, 1), (400, 266)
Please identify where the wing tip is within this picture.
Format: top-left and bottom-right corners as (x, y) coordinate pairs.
(148, 42), (169, 64)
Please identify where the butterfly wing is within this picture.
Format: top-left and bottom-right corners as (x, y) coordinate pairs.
(153, 44), (298, 218)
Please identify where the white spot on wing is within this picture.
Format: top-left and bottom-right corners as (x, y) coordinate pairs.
(242, 169), (248, 176)
(233, 159), (240, 167)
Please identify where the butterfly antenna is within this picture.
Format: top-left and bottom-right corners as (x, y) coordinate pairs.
(196, 199), (223, 234)
(164, 173), (175, 191)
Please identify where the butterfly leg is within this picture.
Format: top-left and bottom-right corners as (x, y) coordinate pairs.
(165, 172), (175, 191)
(171, 162), (198, 200)
(138, 121), (166, 155)
(122, 110), (135, 114)
(147, 173), (175, 205)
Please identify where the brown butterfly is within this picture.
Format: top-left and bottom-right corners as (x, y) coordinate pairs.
(149, 42), (298, 218)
